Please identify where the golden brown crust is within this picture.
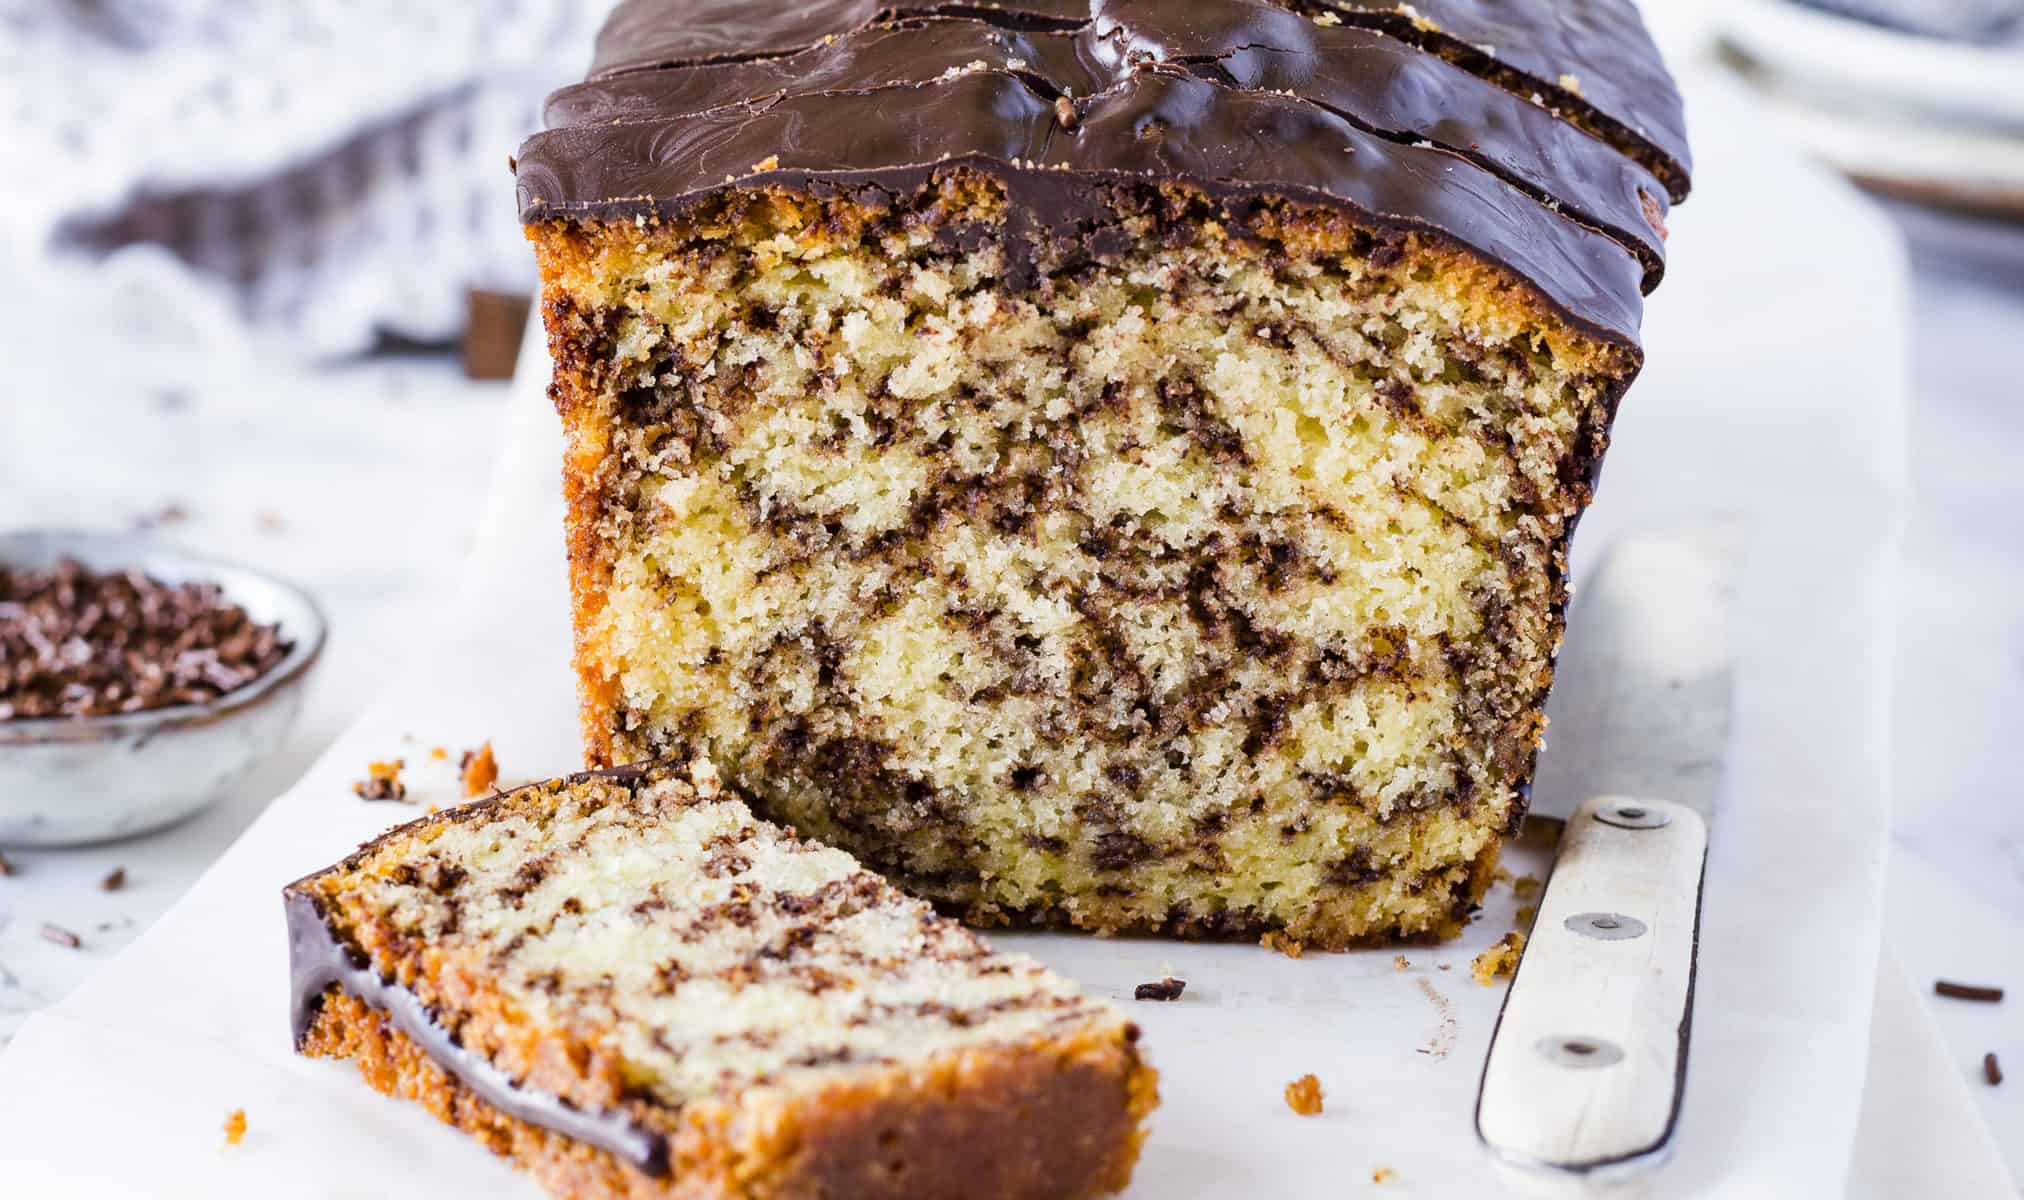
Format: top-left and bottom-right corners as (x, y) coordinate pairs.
(303, 988), (1156, 1200)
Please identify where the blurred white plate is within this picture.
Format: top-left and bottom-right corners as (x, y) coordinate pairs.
(1721, 0), (2024, 217)
(1721, 0), (2024, 129)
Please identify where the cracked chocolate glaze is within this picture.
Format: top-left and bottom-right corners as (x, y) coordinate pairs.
(580, 0), (1691, 202)
(284, 778), (669, 1177)
(543, 9), (1671, 287)
(518, 67), (1651, 346)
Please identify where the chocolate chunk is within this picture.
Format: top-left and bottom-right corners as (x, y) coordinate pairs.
(101, 867), (126, 892)
(1934, 980), (2005, 1003)
(1133, 977), (1185, 1002)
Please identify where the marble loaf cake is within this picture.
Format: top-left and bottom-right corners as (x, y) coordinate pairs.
(288, 760), (1156, 1200)
(516, 0), (1690, 948)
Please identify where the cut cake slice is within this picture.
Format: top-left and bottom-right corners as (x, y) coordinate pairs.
(286, 759), (1156, 1200)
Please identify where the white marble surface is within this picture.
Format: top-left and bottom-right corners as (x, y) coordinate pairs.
(1, 194), (2019, 1195)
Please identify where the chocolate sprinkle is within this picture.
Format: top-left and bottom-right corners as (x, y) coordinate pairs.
(1934, 980), (2005, 1004)
(0, 559), (291, 720)
(1985, 1052), (2003, 1087)
(40, 923), (81, 949)
(1133, 977), (1186, 1002)
(0, 851), (13, 877)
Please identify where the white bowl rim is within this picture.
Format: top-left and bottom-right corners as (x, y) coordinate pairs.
(0, 527), (328, 744)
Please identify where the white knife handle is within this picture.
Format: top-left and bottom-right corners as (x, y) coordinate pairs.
(1475, 795), (1710, 1191)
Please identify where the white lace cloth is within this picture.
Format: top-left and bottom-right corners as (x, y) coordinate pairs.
(0, 1), (606, 358)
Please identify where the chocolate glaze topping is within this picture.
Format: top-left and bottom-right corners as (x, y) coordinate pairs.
(544, 9), (1671, 287)
(517, 0), (1687, 347)
(584, 0), (1688, 199)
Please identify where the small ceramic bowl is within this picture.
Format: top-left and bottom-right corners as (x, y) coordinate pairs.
(0, 529), (326, 846)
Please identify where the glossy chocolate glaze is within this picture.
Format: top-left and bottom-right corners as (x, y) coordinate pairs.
(519, 66), (1651, 345)
(283, 775), (669, 1177)
(543, 10), (1671, 286)
(517, 0), (1689, 347)
(582, 0), (1689, 196)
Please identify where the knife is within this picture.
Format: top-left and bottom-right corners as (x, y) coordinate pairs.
(1475, 519), (1747, 1188)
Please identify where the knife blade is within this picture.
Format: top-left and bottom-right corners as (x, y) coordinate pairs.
(1475, 518), (1747, 1188)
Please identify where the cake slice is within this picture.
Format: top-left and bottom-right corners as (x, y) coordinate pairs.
(518, 0), (1690, 948)
(286, 759), (1155, 1200)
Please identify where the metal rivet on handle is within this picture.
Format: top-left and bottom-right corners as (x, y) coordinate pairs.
(1595, 802), (1671, 830)
(1537, 1035), (1626, 1069)
(1565, 911), (1649, 941)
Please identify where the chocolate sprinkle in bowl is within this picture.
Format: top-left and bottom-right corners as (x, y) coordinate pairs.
(0, 529), (325, 846)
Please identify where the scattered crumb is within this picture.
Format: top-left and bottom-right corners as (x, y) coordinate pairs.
(0, 850), (13, 876)
(1512, 874), (1542, 901)
(1559, 72), (1583, 95)
(1310, 9), (1341, 26)
(1283, 1074), (1324, 1116)
(1134, 977), (1186, 1002)
(1472, 932), (1527, 985)
(1491, 867), (1513, 886)
(353, 759), (407, 803)
(1934, 980), (2005, 1003)
(40, 923), (81, 949)
(429, 746), (449, 760)
(1392, 954), (1410, 972)
(1373, 1166), (1396, 1184)
(425, 804), (442, 815)
(101, 866), (126, 892)
(1986, 1053), (2004, 1086)
(460, 742), (499, 798)
(1515, 904), (1538, 930)
(1416, 977), (1457, 1059)
(223, 1108), (247, 1147)
(1053, 95), (1079, 128)
(1261, 930), (1305, 958)
(1438, 962), (1452, 971)
(750, 155), (781, 173)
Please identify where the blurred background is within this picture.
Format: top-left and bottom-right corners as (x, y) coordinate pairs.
(0, 0), (2019, 1181)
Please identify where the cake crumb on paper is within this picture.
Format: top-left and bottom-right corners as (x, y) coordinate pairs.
(353, 759), (407, 803)
(223, 1108), (247, 1147)
(1372, 1166), (1396, 1184)
(1260, 930), (1305, 958)
(1392, 954), (1410, 971)
(1471, 931), (1527, 985)
(1283, 1074), (1324, 1116)
(460, 742), (499, 798)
